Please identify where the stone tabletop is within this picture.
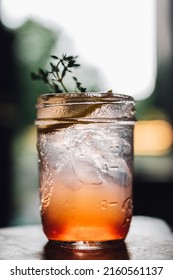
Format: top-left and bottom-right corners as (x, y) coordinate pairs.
(0, 216), (172, 260)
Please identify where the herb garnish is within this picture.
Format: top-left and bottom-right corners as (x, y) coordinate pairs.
(31, 54), (87, 93)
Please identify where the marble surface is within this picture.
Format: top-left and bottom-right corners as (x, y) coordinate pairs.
(0, 216), (172, 260)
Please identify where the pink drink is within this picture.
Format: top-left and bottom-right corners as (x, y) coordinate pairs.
(36, 93), (135, 249)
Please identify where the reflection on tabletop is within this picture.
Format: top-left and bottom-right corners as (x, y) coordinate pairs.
(42, 241), (129, 260)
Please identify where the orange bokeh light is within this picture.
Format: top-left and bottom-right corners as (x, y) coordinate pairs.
(134, 120), (173, 155)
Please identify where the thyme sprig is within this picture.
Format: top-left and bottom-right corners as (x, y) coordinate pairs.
(31, 54), (87, 93)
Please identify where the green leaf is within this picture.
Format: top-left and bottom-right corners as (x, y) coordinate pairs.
(61, 67), (67, 79)
(50, 62), (58, 72)
(73, 63), (80, 68)
(38, 68), (46, 75)
(51, 55), (59, 59)
(30, 72), (41, 80)
(31, 53), (87, 93)
(53, 83), (62, 92)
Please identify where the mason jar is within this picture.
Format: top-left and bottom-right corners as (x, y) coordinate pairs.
(35, 92), (135, 250)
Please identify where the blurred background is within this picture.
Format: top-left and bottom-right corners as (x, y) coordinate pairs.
(0, 0), (173, 228)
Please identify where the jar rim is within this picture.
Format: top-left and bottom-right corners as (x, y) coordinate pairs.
(36, 92), (136, 124)
(39, 91), (134, 100)
(36, 92), (135, 108)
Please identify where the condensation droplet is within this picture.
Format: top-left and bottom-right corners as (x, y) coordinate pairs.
(108, 146), (114, 154)
(114, 145), (120, 156)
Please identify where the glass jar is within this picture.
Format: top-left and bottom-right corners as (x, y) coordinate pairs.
(35, 92), (135, 250)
